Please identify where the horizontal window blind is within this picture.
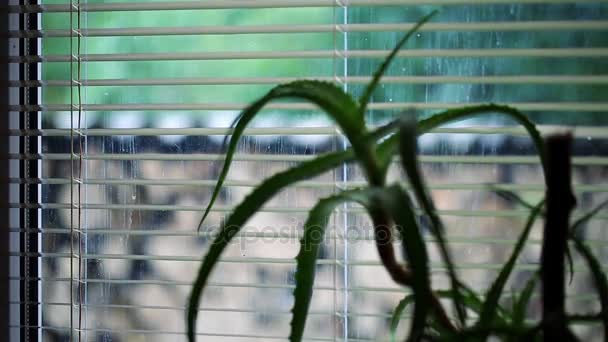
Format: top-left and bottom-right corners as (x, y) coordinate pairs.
(7, 1), (608, 341)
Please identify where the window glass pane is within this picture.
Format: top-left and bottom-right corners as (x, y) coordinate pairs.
(346, 4), (608, 340)
(36, 2), (608, 341)
(40, 4), (344, 341)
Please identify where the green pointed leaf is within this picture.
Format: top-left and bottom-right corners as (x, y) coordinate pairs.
(197, 80), (363, 230)
(391, 292), (452, 341)
(417, 104), (546, 177)
(486, 187), (576, 285)
(380, 104), (547, 180)
(187, 150), (352, 342)
(374, 103), (544, 183)
(453, 286), (483, 317)
(189, 116), (409, 342)
(566, 242), (575, 286)
(487, 185), (537, 211)
(390, 295), (416, 342)
(513, 273), (538, 326)
(371, 112), (414, 178)
(398, 119), (467, 326)
(566, 198), (608, 285)
(444, 323), (536, 341)
(391, 292), (484, 340)
(455, 283), (511, 323)
(571, 235), (608, 340)
(290, 188), (374, 342)
(441, 285), (509, 322)
(392, 286), (510, 341)
(571, 198), (608, 236)
(477, 200), (544, 331)
(292, 185), (432, 342)
(359, 11), (438, 113)
(378, 185), (433, 342)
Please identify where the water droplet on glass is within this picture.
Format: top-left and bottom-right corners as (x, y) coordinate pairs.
(416, 33), (421, 38)
(240, 238), (246, 256)
(587, 136), (592, 141)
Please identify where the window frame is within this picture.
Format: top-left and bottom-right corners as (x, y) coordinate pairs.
(3, 2), (607, 341)
(19, 3), (40, 340)
(4, 1), (41, 341)
(1, 2), (10, 339)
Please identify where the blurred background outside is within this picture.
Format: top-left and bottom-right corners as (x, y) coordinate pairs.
(37, 1), (608, 341)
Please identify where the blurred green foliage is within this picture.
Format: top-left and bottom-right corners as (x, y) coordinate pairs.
(40, 3), (608, 128)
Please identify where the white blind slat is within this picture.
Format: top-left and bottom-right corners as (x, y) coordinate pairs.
(9, 21), (608, 38)
(11, 48), (608, 63)
(8, 326), (341, 341)
(10, 178), (608, 194)
(9, 203), (608, 220)
(8, 125), (608, 137)
(0, 227), (565, 242)
(10, 75), (608, 87)
(9, 277), (606, 299)
(10, 0), (608, 13)
(10, 153), (608, 166)
(13, 252), (599, 271)
(10, 101), (608, 112)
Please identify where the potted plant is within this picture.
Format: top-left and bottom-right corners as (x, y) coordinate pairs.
(187, 11), (608, 341)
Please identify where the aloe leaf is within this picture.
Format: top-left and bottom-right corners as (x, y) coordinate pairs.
(292, 185), (431, 342)
(391, 292), (465, 342)
(446, 323), (536, 341)
(188, 116), (409, 341)
(431, 287), (508, 339)
(392, 287), (509, 341)
(378, 185), (433, 341)
(439, 286), (498, 320)
(488, 185), (537, 211)
(485, 187), (578, 284)
(398, 119), (467, 325)
(187, 150), (352, 342)
(376, 104), (543, 181)
(197, 80), (363, 230)
(390, 295), (416, 342)
(359, 11), (438, 113)
(571, 235), (608, 339)
(477, 200), (545, 326)
(567, 198), (608, 284)
(379, 104), (546, 178)
(418, 104), (546, 176)
(443, 286), (509, 321)
(290, 189), (374, 342)
(571, 198), (608, 236)
(477, 200), (545, 331)
(370, 112), (415, 178)
(460, 283), (513, 323)
(565, 243), (577, 286)
(513, 273), (538, 326)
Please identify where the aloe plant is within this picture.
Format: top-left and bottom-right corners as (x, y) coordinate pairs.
(187, 11), (608, 342)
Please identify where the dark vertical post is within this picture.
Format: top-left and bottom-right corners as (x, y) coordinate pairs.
(541, 133), (577, 341)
